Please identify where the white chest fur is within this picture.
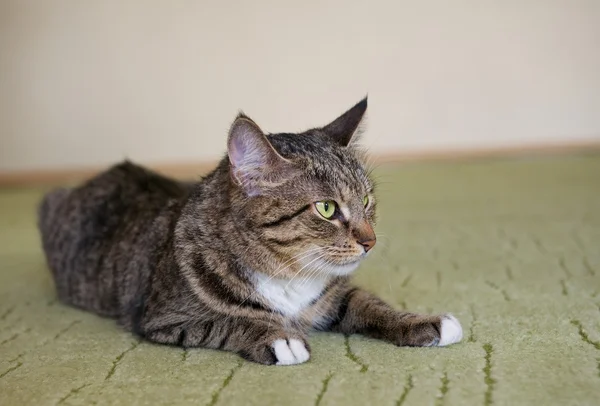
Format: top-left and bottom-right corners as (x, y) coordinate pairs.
(254, 273), (326, 317)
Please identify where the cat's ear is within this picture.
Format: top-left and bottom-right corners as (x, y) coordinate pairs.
(321, 97), (368, 146)
(227, 114), (295, 196)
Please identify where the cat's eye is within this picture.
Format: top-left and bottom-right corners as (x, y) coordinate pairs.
(363, 195), (369, 207)
(315, 201), (336, 219)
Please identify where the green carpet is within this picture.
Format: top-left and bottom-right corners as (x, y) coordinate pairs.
(1, 155), (599, 406)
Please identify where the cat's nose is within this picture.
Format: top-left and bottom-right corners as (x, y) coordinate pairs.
(358, 237), (376, 253)
(354, 222), (376, 252)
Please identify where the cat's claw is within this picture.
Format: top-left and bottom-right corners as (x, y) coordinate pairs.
(272, 339), (310, 365)
(438, 314), (463, 346)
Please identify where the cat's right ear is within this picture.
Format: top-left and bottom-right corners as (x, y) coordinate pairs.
(227, 114), (295, 196)
(321, 97), (368, 147)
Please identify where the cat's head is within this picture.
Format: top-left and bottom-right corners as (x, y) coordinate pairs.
(227, 98), (376, 278)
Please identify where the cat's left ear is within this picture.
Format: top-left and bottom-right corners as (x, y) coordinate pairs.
(321, 96), (368, 146)
(227, 113), (297, 196)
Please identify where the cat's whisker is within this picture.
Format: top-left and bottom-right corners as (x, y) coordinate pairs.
(249, 246), (326, 288)
(226, 250), (329, 325)
(303, 251), (342, 282)
(262, 247), (328, 284)
(297, 258), (327, 288)
(283, 252), (329, 291)
(383, 263), (393, 295)
(299, 250), (356, 289)
(298, 260), (330, 289)
(222, 247), (329, 323)
(244, 248), (326, 294)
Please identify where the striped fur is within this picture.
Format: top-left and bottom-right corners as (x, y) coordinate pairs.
(38, 98), (462, 365)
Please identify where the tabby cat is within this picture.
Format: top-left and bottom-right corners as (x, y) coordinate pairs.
(38, 98), (462, 365)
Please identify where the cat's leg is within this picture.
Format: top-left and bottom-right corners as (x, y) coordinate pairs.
(326, 287), (463, 347)
(143, 317), (311, 365)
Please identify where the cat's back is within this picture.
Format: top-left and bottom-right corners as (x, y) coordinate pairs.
(39, 161), (190, 316)
(39, 161), (189, 241)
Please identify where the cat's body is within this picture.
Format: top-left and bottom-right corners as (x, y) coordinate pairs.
(39, 98), (462, 365)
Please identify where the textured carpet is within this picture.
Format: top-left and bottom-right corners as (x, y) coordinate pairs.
(1, 155), (599, 406)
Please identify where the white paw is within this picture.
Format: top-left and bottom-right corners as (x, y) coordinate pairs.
(438, 314), (463, 346)
(271, 339), (310, 365)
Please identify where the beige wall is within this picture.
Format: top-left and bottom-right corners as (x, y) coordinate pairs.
(1, 0), (599, 173)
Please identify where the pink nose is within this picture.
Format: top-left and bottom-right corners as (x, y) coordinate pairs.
(354, 221), (376, 253)
(357, 237), (376, 252)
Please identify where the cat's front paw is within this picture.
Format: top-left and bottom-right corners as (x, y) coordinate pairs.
(438, 314), (463, 346)
(240, 336), (311, 365)
(271, 338), (311, 365)
(399, 313), (463, 347)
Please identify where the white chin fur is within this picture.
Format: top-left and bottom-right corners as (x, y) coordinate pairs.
(254, 273), (326, 317)
(253, 253), (361, 318)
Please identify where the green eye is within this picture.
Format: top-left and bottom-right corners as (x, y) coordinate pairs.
(363, 195), (369, 207)
(315, 201), (336, 219)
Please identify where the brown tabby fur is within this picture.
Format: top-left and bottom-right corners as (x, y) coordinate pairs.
(38, 98), (461, 365)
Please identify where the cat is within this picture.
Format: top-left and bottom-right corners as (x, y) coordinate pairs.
(38, 97), (462, 365)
